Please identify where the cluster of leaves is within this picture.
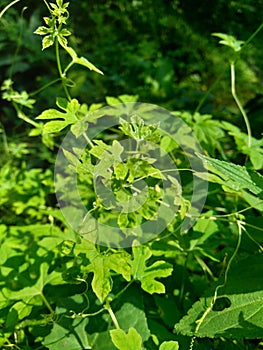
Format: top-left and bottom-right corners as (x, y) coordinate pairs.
(1, 1), (263, 350)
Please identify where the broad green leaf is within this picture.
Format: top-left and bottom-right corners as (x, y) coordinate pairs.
(174, 254), (263, 338)
(193, 113), (225, 156)
(88, 331), (113, 350)
(242, 192), (263, 212)
(71, 117), (89, 138)
(199, 154), (263, 198)
(43, 295), (90, 349)
(36, 99), (80, 134)
(90, 255), (112, 303)
(224, 126), (263, 170)
(87, 285), (150, 349)
(90, 139), (109, 158)
(6, 301), (32, 329)
(4, 262), (64, 301)
(159, 341), (179, 350)
(131, 243), (173, 294)
(86, 250), (131, 302)
(118, 94), (139, 103)
(42, 120), (69, 134)
(107, 252), (131, 282)
(106, 96), (121, 105)
(115, 285), (151, 342)
(110, 327), (142, 350)
(189, 212), (219, 257)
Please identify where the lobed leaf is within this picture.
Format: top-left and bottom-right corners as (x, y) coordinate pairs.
(131, 243), (173, 294)
(159, 341), (179, 350)
(110, 327), (142, 350)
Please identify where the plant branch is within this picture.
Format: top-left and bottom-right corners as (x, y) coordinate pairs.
(230, 61), (252, 147)
(0, 0), (21, 19)
(55, 37), (71, 100)
(104, 301), (120, 329)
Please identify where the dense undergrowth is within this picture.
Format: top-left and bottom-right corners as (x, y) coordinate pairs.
(0, 1), (263, 349)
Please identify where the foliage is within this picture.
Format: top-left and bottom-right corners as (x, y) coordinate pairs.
(0, 1), (263, 350)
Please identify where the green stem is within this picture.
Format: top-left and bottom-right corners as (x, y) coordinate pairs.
(0, 122), (9, 154)
(55, 38), (63, 77)
(43, 0), (52, 14)
(64, 61), (75, 75)
(241, 22), (263, 53)
(104, 301), (120, 329)
(29, 78), (61, 97)
(83, 132), (94, 147)
(41, 292), (54, 315)
(15, 106), (39, 128)
(0, 0), (21, 19)
(55, 38), (71, 100)
(179, 254), (188, 304)
(230, 61), (251, 147)
(192, 218), (242, 344)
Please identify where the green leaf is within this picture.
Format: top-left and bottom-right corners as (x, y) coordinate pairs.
(106, 96), (121, 105)
(115, 285), (151, 342)
(131, 243), (173, 294)
(174, 254), (263, 338)
(42, 34), (54, 50)
(90, 255), (112, 303)
(198, 154), (263, 198)
(90, 139), (109, 158)
(36, 99), (80, 134)
(43, 295), (90, 349)
(6, 301), (32, 329)
(193, 113), (225, 156)
(88, 285), (150, 348)
(58, 33), (68, 48)
(212, 32), (244, 52)
(4, 262), (64, 302)
(65, 46), (103, 74)
(242, 192), (263, 212)
(42, 120), (69, 134)
(110, 327), (142, 350)
(159, 341), (179, 350)
(107, 252), (131, 282)
(34, 26), (52, 35)
(87, 250), (131, 303)
(71, 117), (89, 138)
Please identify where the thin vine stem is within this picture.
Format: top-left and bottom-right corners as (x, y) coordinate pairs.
(230, 61), (252, 147)
(55, 37), (71, 100)
(29, 78), (61, 97)
(240, 21), (263, 53)
(104, 301), (120, 329)
(0, 0), (21, 19)
(195, 21), (263, 117)
(190, 218), (243, 349)
(41, 292), (55, 315)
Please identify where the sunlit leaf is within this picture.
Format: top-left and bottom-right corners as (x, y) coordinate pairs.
(174, 254), (263, 338)
(159, 341), (179, 350)
(110, 327), (142, 350)
(131, 243), (173, 294)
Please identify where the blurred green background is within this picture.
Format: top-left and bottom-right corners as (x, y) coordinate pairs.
(1, 0), (263, 135)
